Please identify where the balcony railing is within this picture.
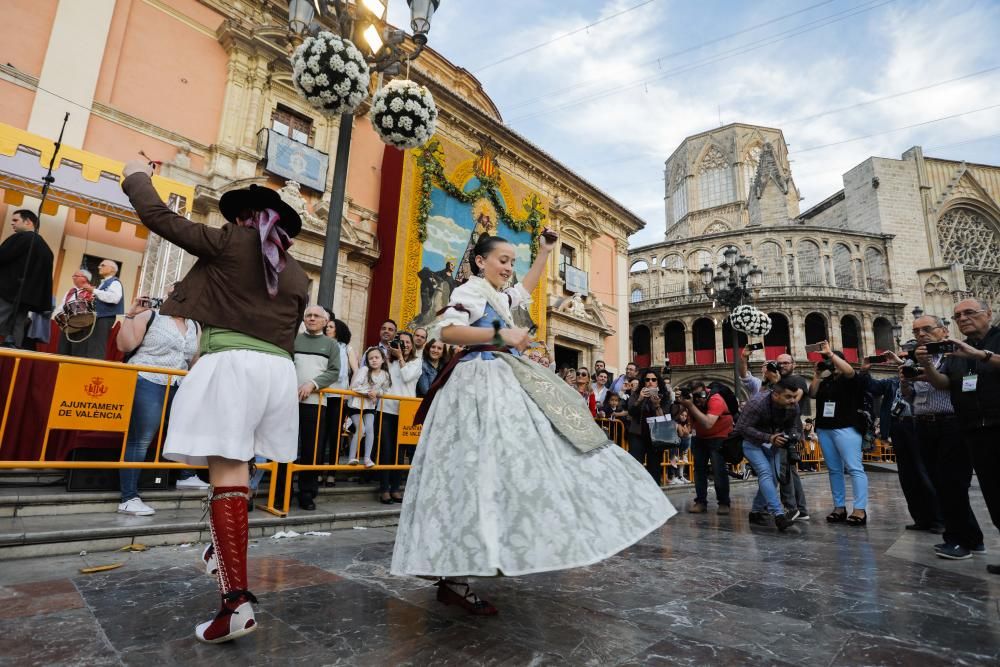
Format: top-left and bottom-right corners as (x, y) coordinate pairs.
(629, 280), (893, 312)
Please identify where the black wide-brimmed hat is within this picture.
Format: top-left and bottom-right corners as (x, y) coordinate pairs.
(219, 184), (302, 238)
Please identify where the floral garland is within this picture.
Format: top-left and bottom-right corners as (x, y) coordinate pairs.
(414, 140), (547, 258)
(730, 304), (772, 336)
(370, 79), (437, 149)
(291, 32), (370, 116)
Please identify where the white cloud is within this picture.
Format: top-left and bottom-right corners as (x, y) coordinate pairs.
(396, 0), (1000, 250)
(423, 214), (469, 259)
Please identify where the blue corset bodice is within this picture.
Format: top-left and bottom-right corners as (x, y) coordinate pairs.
(461, 303), (518, 361)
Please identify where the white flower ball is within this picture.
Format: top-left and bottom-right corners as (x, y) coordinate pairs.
(399, 116), (413, 130)
(300, 72), (315, 92)
(389, 97), (405, 113)
(382, 115), (394, 129)
(329, 54), (344, 71)
(314, 73), (329, 87)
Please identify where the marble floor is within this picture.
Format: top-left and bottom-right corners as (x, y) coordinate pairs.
(1, 473), (998, 666)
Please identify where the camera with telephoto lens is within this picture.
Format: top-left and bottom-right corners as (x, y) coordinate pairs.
(816, 358), (835, 372)
(679, 387), (692, 400)
(900, 360), (921, 379)
(137, 296), (163, 309)
(389, 336), (401, 350)
(765, 361), (779, 374)
(785, 430), (803, 461)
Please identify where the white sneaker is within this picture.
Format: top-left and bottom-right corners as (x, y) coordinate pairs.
(176, 476), (210, 489)
(117, 498), (155, 516)
(363, 458), (375, 468)
(202, 544), (218, 576)
(195, 601), (257, 644)
(348, 458), (360, 466)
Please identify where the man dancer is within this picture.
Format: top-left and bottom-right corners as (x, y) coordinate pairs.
(122, 158), (308, 643)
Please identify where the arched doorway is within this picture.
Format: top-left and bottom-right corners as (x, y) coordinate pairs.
(722, 318), (749, 363)
(804, 312), (828, 361)
(873, 317), (894, 354)
(692, 318), (716, 365)
(764, 312), (790, 358)
(664, 321), (686, 367)
(840, 315), (862, 362)
(632, 324), (651, 368)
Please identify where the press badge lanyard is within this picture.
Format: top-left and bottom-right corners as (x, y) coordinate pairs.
(964, 355), (979, 393)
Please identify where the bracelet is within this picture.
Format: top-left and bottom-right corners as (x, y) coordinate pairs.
(984, 350), (994, 363)
(491, 321), (504, 347)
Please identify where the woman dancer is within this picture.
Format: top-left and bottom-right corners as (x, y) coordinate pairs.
(391, 232), (675, 613)
(122, 159), (308, 643)
(347, 347), (391, 468)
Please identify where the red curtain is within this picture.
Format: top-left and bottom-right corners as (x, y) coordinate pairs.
(667, 351), (685, 367)
(694, 350), (716, 365)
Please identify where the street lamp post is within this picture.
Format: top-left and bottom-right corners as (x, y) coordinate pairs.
(699, 246), (764, 395)
(284, 0), (440, 311)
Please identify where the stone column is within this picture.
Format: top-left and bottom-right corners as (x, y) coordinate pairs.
(789, 309), (805, 359)
(829, 312), (843, 350)
(860, 312), (876, 357)
(684, 325), (695, 366)
(714, 317), (725, 364)
(651, 324), (665, 366)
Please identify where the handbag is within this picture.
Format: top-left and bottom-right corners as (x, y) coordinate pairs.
(647, 416), (680, 446)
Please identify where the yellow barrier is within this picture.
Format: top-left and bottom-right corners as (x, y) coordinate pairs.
(0, 348), (286, 512)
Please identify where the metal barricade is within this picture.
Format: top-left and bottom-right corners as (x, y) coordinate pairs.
(0, 349), (283, 493)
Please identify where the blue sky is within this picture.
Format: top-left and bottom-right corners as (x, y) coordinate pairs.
(388, 0), (1000, 247)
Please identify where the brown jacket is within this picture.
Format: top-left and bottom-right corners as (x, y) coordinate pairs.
(122, 173), (309, 355)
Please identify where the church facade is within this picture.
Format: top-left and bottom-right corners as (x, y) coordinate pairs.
(628, 122), (1000, 387)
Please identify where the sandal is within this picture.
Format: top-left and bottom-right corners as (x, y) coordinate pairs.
(826, 509), (848, 523)
(846, 511), (867, 526)
(435, 579), (498, 616)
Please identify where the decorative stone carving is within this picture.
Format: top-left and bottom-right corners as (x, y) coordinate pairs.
(559, 293), (588, 319)
(937, 207), (1000, 271)
(699, 146), (728, 173)
(277, 180), (325, 233)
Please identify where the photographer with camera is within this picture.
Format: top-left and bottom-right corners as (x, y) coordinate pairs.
(808, 341), (869, 526)
(115, 287), (200, 515)
(625, 369), (673, 482)
(740, 347), (811, 520)
(676, 381), (733, 514)
(914, 303), (997, 566)
(857, 345), (943, 535)
(734, 378), (802, 531)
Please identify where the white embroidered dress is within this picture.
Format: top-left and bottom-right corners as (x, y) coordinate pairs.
(390, 277), (675, 577)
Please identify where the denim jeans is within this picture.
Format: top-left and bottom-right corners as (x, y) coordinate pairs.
(692, 437), (730, 505)
(817, 427), (868, 510)
(743, 442), (783, 516)
(120, 377), (175, 502)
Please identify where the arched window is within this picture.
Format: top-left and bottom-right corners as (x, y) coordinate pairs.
(692, 318), (716, 365)
(630, 288), (643, 303)
(698, 146), (733, 209)
(757, 241), (783, 286)
(630, 260), (649, 274)
(804, 312), (828, 359)
(661, 254), (683, 270)
(864, 248), (888, 291)
(632, 325), (651, 368)
(722, 319), (749, 363)
(705, 220), (729, 234)
(833, 244), (855, 288)
(873, 317), (894, 354)
(797, 240), (823, 285)
(690, 249), (713, 271)
(840, 315), (861, 362)
(665, 321), (686, 367)
(763, 313), (790, 357)
(742, 144), (762, 197)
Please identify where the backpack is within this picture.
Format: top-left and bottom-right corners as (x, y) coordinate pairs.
(708, 381), (740, 422)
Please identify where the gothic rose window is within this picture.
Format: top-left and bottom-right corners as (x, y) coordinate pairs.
(937, 207), (1000, 271)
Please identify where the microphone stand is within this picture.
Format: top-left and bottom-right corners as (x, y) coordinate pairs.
(2, 112), (69, 346)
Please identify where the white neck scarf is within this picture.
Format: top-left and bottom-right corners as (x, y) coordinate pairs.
(466, 276), (514, 328)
